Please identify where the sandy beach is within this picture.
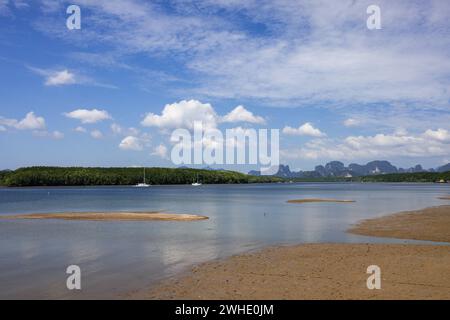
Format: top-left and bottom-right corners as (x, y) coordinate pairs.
(348, 205), (450, 242)
(141, 244), (450, 300)
(139, 205), (450, 300)
(0, 212), (209, 221)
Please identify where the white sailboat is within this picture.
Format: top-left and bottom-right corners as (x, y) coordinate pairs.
(192, 174), (202, 186)
(135, 168), (150, 187)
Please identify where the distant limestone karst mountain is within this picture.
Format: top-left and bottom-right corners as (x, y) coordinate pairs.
(437, 163), (450, 173)
(249, 160), (450, 178)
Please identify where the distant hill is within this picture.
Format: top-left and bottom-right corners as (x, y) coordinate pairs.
(437, 163), (450, 172)
(249, 161), (450, 178)
(348, 160), (398, 175)
(202, 166), (226, 171)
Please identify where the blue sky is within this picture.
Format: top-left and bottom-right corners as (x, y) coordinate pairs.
(0, 0), (449, 172)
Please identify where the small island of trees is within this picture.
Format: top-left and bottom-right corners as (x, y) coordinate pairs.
(0, 167), (282, 187)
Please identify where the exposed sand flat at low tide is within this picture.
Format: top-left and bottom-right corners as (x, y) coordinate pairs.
(438, 196), (450, 200)
(0, 212), (208, 221)
(137, 205), (450, 300)
(287, 198), (355, 204)
(140, 244), (450, 300)
(348, 205), (450, 243)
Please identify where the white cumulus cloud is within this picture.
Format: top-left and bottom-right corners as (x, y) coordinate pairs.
(64, 109), (112, 124)
(45, 69), (76, 86)
(119, 136), (143, 151)
(221, 105), (265, 124)
(15, 112), (46, 130)
(282, 122), (325, 137)
(28, 66), (117, 89)
(28, 67), (77, 86)
(424, 129), (450, 143)
(141, 100), (218, 130)
(74, 126), (87, 133)
(0, 112), (46, 130)
(282, 129), (450, 161)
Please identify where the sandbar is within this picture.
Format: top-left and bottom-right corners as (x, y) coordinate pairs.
(348, 205), (450, 243)
(287, 198), (355, 204)
(0, 212), (209, 221)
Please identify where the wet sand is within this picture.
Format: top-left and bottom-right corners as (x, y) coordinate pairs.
(0, 212), (208, 221)
(348, 205), (450, 243)
(287, 199), (355, 204)
(438, 196), (450, 200)
(140, 244), (450, 300)
(140, 205), (450, 300)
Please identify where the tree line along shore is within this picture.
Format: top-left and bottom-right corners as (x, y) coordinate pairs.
(0, 167), (449, 187)
(286, 171), (450, 183)
(0, 167), (282, 187)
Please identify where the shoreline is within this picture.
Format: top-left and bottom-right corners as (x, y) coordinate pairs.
(136, 205), (450, 300)
(138, 244), (450, 300)
(348, 205), (450, 243)
(1, 182), (448, 189)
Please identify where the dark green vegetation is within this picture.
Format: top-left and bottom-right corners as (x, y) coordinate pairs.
(0, 167), (282, 187)
(0, 170), (12, 185)
(288, 177), (356, 182)
(288, 172), (450, 183)
(1, 167), (449, 187)
(360, 171), (450, 183)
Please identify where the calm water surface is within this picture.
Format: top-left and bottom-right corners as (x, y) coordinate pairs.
(0, 183), (449, 299)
